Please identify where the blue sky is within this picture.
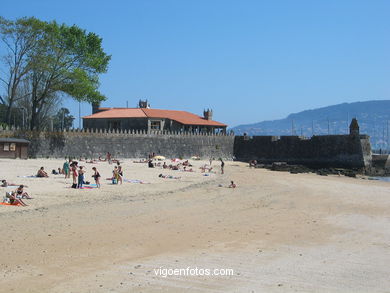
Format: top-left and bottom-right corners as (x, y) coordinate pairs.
(1, 0), (389, 128)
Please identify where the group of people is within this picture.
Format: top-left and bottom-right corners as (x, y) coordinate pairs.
(57, 159), (101, 188)
(3, 183), (31, 206)
(111, 163), (123, 184)
(2, 155), (235, 208)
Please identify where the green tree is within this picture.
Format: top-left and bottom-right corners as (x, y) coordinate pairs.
(52, 107), (74, 130)
(0, 17), (43, 125)
(0, 17), (111, 130)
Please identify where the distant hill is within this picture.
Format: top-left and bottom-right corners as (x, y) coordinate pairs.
(231, 100), (390, 150)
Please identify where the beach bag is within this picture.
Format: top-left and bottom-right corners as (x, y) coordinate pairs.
(3, 193), (11, 203)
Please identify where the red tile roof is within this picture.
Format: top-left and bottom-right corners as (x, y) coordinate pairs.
(83, 108), (146, 119)
(83, 108), (226, 127)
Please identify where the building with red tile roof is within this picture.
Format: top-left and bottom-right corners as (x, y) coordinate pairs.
(83, 100), (227, 133)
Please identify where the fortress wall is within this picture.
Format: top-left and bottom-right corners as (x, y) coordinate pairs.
(0, 128), (235, 159)
(233, 134), (372, 169)
(0, 127), (372, 169)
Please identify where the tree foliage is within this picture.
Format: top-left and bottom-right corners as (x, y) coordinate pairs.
(52, 107), (74, 130)
(0, 17), (111, 130)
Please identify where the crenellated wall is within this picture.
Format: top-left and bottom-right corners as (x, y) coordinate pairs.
(234, 134), (372, 169)
(0, 127), (373, 169)
(0, 127), (234, 159)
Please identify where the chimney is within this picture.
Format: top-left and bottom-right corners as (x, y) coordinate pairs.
(203, 108), (213, 120)
(349, 118), (359, 136)
(92, 101), (101, 114)
(138, 99), (150, 108)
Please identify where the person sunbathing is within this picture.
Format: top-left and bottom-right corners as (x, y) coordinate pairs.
(37, 167), (49, 178)
(1, 180), (28, 187)
(15, 185), (32, 199)
(158, 174), (181, 179)
(5, 192), (28, 206)
(200, 165), (212, 173)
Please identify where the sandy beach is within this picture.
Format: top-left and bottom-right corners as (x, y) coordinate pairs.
(0, 158), (390, 292)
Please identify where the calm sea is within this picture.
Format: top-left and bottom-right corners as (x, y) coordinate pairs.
(371, 177), (390, 182)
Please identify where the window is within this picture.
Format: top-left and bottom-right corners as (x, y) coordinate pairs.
(108, 120), (121, 130)
(10, 143), (16, 151)
(3, 143), (9, 151)
(150, 121), (161, 130)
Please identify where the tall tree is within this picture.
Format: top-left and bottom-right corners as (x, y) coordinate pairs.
(0, 17), (111, 130)
(0, 17), (43, 124)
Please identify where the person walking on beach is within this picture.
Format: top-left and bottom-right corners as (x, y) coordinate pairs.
(220, 158), (225, 174)
(92, 167), (101, 188)
(63, 159), (70, 179)
(77, 166), (85, 188)
(106, 152), (112, 164)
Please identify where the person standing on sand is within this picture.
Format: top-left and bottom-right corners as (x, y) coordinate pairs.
(77, 166), (85, 189)
(106, 152), (112, 164)
(70, 161), (78, 188)
(112, 166), (120, 184)
(92, 167), (101, 188)
(117, 163), (123, 184)
(220, 158), (225, 174)
(63, 159), (70, 179)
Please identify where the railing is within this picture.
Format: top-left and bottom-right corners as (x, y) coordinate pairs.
(0, 126), (235, 137)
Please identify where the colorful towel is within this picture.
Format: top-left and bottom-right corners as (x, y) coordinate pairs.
(0, 202), (20, 206)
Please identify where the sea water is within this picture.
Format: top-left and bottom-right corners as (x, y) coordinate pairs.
(371, 177), (390, 182)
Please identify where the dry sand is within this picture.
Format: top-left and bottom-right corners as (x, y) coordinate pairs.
(0, 158), (389, 292)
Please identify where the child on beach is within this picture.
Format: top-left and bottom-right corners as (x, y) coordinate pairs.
(112, 166), (119, 184)
(92, 167), (101, 188)
(77, 166), (85, 188)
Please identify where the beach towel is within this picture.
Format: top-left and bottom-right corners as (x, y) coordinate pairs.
(124, 179), (150, 184)
(0, 202), (21, 206)
(17, 175), (37, 178)
(65, 185), (97, 189)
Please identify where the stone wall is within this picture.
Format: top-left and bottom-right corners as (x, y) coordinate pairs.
(0, 128), (235, 159)
(234, 134), (372, 169)
(0, 127), (373, 169)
